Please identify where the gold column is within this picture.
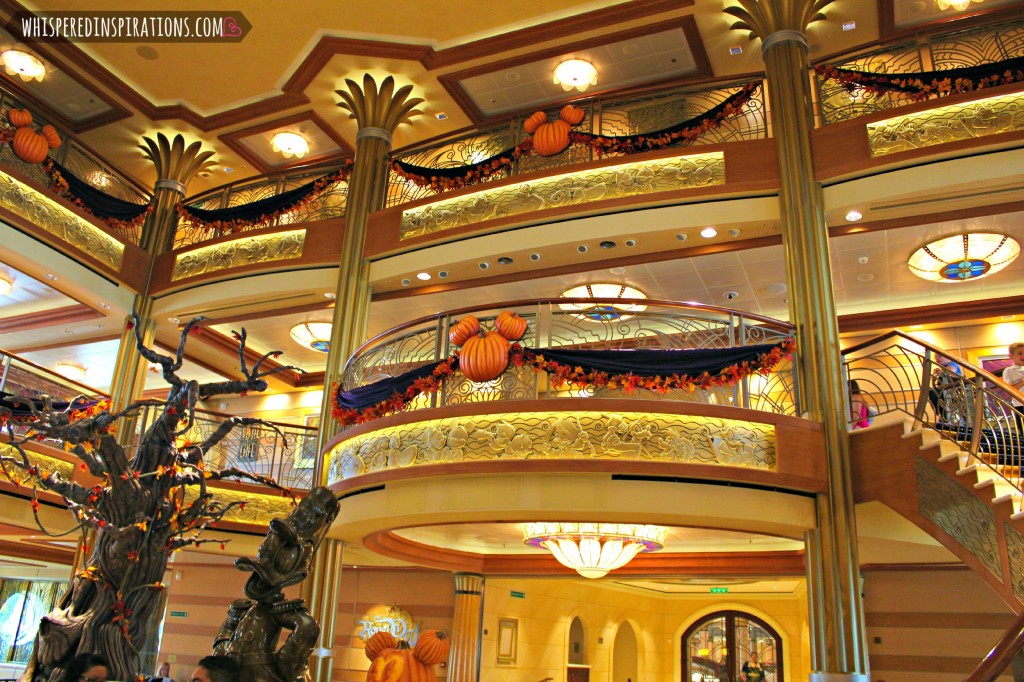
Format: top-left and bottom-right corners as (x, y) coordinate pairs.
(107, 135), (215, 418)
(450, 573), (484, 682)
(305, 76), (423, 682)
(726, 2), (868, 679)
(306, 538), (343, 682)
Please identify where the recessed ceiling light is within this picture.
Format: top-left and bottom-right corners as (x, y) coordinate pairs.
(857, 273), (875, 282)
(222, 167), (234, 173)
(438, 270), (449, 278)
(98, 302), (110, 309)
(846, 210), (863, 222)
(45, 273), (58, 281)
(63, 329), (75, 335)
(577, 245), (589, 253)
(529, 253), (542, 261)
(624, 239), (637, 247)
(435, 112), (448, 120)
(729, 46), (742, 55)
(416, 272), (431, 281)
(676, 233), (688, 241)
(324, 292), (336, 299)
(168, 317), (181, 324)
(479, 262), (490, 270)
(401, 279), (411, 286)
(700, 227), (718, 239)
(858, 256), (869, 265)
(842, 21), (856, 31)
(599, 240), (616, 249)
(729, 228), (741, 237)
(497, 257), (513, 265)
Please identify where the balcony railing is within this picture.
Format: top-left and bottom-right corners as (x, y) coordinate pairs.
(843, 330), (1023, 512)
(814, 19), (1024, 125)
(385, 78), (767, 208)
(0, 349), (315, 490)
(343, 299), (797, 416)
(0, 88), (150, 245)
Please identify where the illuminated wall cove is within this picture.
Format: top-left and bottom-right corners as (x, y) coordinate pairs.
(327, 411), (776, 484)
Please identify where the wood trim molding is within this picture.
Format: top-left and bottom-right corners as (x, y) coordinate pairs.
(0, 538), (74, 564)
(838, 295), (1024, 333)
(0, 304), (102, 335)
(218, 111), (355, 174)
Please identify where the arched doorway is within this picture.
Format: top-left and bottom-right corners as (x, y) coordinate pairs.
(612, 621), (638, 682)
(681, 610), (781, 682)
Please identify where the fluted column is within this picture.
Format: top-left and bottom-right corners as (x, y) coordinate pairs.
(450, 573), (485, 682)
(726, 2), (868, 679)
(108, 135), (214, 425)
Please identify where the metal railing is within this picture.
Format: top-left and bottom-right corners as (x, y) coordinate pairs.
(175, 161), (351, 249)
(343, 299), (797, 416)
(0, 349), (315, 490)
(814, 19), (1024, 125)
(0, 88), (150, 245)
(842, 330), (1023, 512)
(386, 78), (767, 208)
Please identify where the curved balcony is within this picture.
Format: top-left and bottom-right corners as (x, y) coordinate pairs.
(325, 299), (823, 496)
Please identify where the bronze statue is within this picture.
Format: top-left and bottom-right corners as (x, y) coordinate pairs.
(213, 487), (340, 682)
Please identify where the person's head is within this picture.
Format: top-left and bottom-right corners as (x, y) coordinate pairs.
(63, 653), (109, 682)
(157, 662), (171, 678)
(850, 379), (862, 395)
(750, 652), (759, 662)
(1010, 342), (1024, 365)
(191, 656), (239, 682)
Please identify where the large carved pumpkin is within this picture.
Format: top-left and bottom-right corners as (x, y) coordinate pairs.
(8, 109), (32, 127)
(366, 643), (434, 682)
(495, 311), (527, 341)
(532, 119), (571, 156)
(523, 111), (547, 134)
(448, 315), (479, 347)
(459, 330), (510, 382)
(13, 127), (49, 164)
(365, 631), (398, 660)
(40, 124), (61, 149)
(413, 629), (450, 666)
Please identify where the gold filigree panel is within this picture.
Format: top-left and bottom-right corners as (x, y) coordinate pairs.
(1, 443), (76, 483)
(400, 152), (725, 239)
(867, 91), (1024, 157)
(183, 484), (296, 526)
(1006, 522), (1024, 603)
(172, 229), (306, 281)
(326, 411), (775, 485)
(0, 170), (124, 269)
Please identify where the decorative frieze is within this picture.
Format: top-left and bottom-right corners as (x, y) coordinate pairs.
(172, 228), (305, 280)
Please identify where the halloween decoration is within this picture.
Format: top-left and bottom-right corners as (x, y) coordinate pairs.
(364, 631), (449, 682)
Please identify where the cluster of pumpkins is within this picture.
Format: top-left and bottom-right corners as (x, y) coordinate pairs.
(7, 109), (61, 165)
(365, 629), (450, 682)
(525, 104), (585, 157)
(449, 311), (528, 383)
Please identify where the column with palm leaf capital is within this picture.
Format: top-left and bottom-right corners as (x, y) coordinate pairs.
(726, 1), (868, 679)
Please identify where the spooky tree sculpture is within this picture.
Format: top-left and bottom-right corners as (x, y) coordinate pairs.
(213, 487), (339, 682)
(0, 315), (302, 682)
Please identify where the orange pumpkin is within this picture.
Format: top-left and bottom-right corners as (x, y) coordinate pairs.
(448, 315), (480, 347)
(560, 104), (585, 125)
(8, 109), (32, 127)
(413, 629), (450, 666)
(40, 124), (61, 149)
(523, 111), (547, 134)
(365, 631), (398, 661)
(532, 119), (572, 156)
(495, 311), (527, 341)
(366, 644), (434, 682)
(459, 330), (510, 383)
(13, 127), (49, 164)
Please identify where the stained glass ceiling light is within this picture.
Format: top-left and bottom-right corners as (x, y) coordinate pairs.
(558, 283), (647, 320)
(907, 233), (1019, 283)
(1, 50), (45, 82)
(289, 322), (332, 352)
(553, 59), (598, 92)
(520, 522), (667, 579)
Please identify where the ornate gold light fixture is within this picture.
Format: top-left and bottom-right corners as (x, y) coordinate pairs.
(521, 522), (667, 578)
(936, 0), (981, 11)
(1, 50), (45, 82)
(289, 321), (332, 352)
(559, 283), (648, 320)
(54, 362), (87, 382)
(553, 59), (598, 92)
(907, 233), (1019, 283)
(271, 132), (310, 159)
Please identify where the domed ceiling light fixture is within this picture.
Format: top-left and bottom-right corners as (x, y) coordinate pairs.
(54, 362), (87, 382)
(936, 0), (980, 11)
(520, 522), (667, 579)
(907, 233), (1019, 282)
(558, 283), (647, 321)
(1, 50), (45, 82)
(271, 132), (310, 159)
(289, 321), (332, 352)
(553, 59), (598, 92)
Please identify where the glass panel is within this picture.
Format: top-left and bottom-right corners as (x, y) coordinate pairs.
(11, 581), (59, 662)
(686, 616), (728, 682)
(735, 617), (776, 682)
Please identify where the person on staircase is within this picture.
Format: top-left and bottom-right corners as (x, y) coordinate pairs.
(928, 353), (965, 428)
(1003, 342), (1024, 446)
(849, 379), (874, 430)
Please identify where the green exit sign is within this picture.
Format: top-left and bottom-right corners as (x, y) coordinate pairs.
(709, 587), (729, 594)
(510, 590), (526, 599)
(169, 610), (188, 618)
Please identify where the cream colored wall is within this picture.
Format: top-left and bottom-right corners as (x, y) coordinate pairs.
(481, 578), (808, 682)
(203, 389), (323, 425)
(863, 567), (1016, 681)
(842, 319), (1024, 370)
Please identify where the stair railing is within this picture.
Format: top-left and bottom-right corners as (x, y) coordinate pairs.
(842, 329), (1024, 513)
(964, 608), (1024, 681)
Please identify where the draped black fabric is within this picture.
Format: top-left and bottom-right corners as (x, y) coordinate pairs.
(336, 360), (457, 411)
(0, 391), (98, 418)
(824, 55), (1024, 93)
(335, 342), (783, 413)
(393, 147), (517, 182)
(51, 161), (151, 222)
(179, 168), (343, 225)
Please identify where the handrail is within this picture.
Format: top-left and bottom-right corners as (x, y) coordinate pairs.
(964, 609), (1024, 681)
